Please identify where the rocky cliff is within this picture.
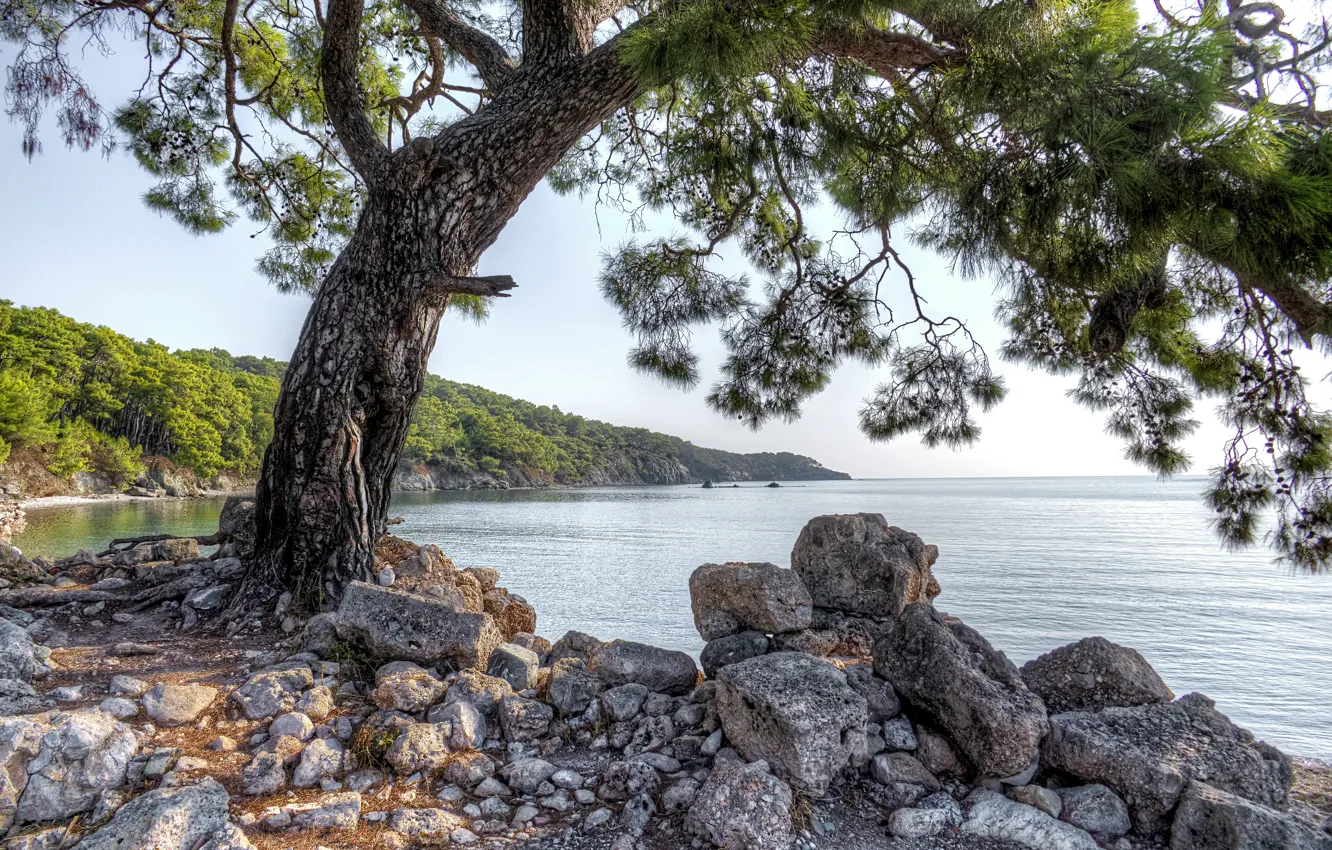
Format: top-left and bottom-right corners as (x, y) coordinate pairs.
(393, 447), (848, 492)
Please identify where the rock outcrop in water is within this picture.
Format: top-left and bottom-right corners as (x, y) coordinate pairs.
(0, 511), (1321, 850)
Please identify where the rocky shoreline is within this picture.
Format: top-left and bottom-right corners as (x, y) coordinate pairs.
(0, 507), (1323, 850)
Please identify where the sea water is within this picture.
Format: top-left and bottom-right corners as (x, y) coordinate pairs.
(17, 476), (1332, 757)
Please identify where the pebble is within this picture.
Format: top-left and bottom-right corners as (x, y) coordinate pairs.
(108, 674), (149, 696)
(99, 697), (138, 719)
(700, 729), (723, 755)
(584, 808), (613, 831)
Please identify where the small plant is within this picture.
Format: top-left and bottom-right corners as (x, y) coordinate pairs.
(326, 636), (375, 685)
(789, 790), (815, 834)
(350, 722), (400, 773)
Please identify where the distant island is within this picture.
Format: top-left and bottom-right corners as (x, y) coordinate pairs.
(0, 302), (848, 499)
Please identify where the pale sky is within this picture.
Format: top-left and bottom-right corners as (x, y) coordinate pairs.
(0, 41), (1278, 481)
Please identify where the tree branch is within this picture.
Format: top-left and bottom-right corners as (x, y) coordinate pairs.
(1244, 275), (1332, 345)
(424, 272), (520, 296)
(523, 0), (585, 64)
(321, 0), (388, 180)
(522, 0), (629, 64)
(817, 24), (961, 74)
(403, 0), (516, 90)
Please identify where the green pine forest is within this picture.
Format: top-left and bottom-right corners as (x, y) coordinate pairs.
(0, 301), (843, 490)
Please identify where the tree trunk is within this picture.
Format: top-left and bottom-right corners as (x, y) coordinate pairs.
(239, 191), (465, 613)
(232, 54), (642, 618)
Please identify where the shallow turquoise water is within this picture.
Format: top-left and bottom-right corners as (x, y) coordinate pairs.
(15, 497), (228, 558)
(16, 477), (1332, 757)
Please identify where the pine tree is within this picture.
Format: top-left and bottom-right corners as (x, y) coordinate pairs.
(5, 0), (1332, 611)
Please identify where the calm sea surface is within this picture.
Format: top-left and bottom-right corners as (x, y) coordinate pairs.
(15, 477), (1332, 758)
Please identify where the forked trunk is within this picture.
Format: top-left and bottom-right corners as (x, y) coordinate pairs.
(231, 54), (641, 618)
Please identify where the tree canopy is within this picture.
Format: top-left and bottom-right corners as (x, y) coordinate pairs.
(0, 302), (833, 486)
(7, 0), (1332, 567)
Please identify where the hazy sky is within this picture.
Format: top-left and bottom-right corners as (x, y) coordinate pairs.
(0, 45), (1268, 480)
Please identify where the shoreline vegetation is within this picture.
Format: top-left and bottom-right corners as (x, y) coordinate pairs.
(0, 508), (1324, 850)
(0, 302), (847, 504)
(14, 477), (819, 511)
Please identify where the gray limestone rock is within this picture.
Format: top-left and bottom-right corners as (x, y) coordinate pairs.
(790, 514), (939, 616)
(72, 778), (238, 850)
(545, 657), (602, 716)
(874, 604), (1047, 779)
(498, 694), (552, 742)
(0, 709), (138, 827)
(230, 668), (314, 720)
(0, 619), (46, 682)
(1044, 693), (1292, 835)
(689, 562), (812, 641)
(716, 652), (868, 793)
(589, 640), (699, 697)
(1170, 781), (1332, 850)
(372, 666), (447, 713)
(334, 581), (502, 671)
(293, 738), (344, 788)
(601, 683), (649, 723)
(141, 683), (217, 727)
(486, 642), (539, 691)
(385, 723), (452, 776)
(1021, 637), (1173, 714)
(699, 631), (769, 679)
(1058, 783), (1131, 836)
(960, 789), (1099, 850)
(685, 755), (793, 850)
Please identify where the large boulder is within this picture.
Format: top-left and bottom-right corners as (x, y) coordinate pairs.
(1044, 693), (1292, 835)
(960, 789), (1099, 850)
(1170, 781), (1332, 850)
(790, 514), (938, 616)
(141, 683), (218, 727)
(1021, 637), (1173, 713)
(874, 604), (1047, 779)
(548, 630), (606, 666)
(545, 658), (602, 716)
(217, 496), (257, 559)
(334, 581), (503, 671)
(72, 778), (244, 850)
(589, 640), (698, 696)
(0, 709), (138, 827)
(230, 668), (314, 720)
(716, 652), (868, 792)
(0, 619), (47, 682)
(685, 754), (793, 850)
(699, 631), (769, 679)
(689, 562), (812, 640)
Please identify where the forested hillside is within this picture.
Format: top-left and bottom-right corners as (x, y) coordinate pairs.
(0, 303), (846, 494)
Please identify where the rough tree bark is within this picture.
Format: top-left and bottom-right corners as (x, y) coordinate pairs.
(234, 0), (643, 614)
